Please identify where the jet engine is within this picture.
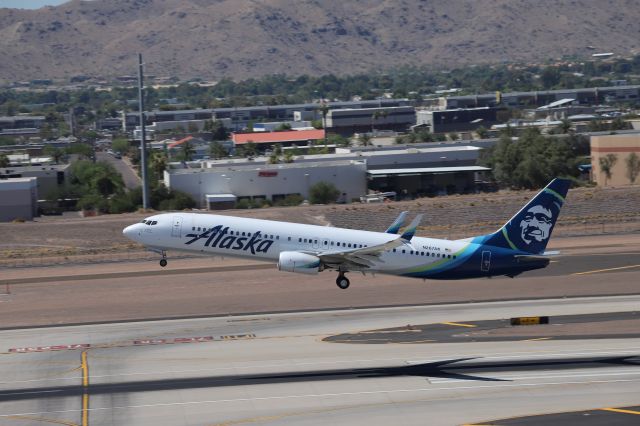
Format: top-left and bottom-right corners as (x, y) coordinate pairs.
(277, 251), (322, 275)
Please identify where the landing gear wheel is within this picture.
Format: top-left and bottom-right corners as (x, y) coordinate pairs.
(336, 275), (350, 290)
(159, 258), (168, 267)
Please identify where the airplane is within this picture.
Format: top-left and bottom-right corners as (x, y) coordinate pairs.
(122, 178), (571, 289)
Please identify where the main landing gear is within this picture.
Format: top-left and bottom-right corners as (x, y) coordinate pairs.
(159, 251), (168, 267)
(336, 273), (350, 290)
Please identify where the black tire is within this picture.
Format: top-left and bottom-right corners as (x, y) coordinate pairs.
(160, 259), (168, 267)
(336, 276), (350, 289)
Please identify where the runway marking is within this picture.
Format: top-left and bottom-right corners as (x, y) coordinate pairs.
(521, 337), (552, 342)
(80, 352), (89, 388)
(601, 407), (640, 415)
(441, 322), (476, 328)
(3, 377), (640, 418)
(572, 264), (640, 275)
(81, 351), (89, 426)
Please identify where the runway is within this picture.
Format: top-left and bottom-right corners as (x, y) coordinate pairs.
(1, 246), (640, 329)
(2, 296), (640, 426)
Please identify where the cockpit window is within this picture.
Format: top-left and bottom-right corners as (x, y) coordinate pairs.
(151, 221), (157, 225)
(141, 220), (147, 224)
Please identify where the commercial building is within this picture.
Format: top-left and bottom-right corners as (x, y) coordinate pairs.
(123, 99), (411, 131)
(416, 107), (499, 133)
(164, 160), (367, 209)
(0, 164), (70, 199)
(591, 134), (640, 187)
(231, 129), (326, 149)
(325, 106), (416, 135)
(0, 177), (38, 221)
(441, 85), (640, 109)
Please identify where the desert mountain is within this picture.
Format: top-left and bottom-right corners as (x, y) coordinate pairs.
(0, 0), (639, 83)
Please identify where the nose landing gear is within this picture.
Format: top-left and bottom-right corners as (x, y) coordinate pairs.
(336, 273), (350, 290)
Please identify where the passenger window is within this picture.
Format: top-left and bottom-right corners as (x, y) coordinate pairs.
(393, 248), (396, 252)
(331, 242), (334, 246)
(298, 238), (302, 242)
(192, 227), (195, 230)
(410, 251), (413, 255)
(314, 240), (318, 244)
(402, 249), (406, 254)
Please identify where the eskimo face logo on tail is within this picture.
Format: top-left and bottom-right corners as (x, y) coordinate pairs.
(184, 225), (274, 254)
(519, 205), (553, 244)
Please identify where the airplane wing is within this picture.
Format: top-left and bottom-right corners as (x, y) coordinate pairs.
(314, 236), (405, 269)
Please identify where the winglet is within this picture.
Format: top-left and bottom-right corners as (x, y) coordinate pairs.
(400, 214), (423, 241)
(385, 211), (408, 234)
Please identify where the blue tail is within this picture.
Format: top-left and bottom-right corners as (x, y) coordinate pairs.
(480, 178), (571, 254)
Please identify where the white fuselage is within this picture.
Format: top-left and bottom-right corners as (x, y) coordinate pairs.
(123, 212), (469, 275)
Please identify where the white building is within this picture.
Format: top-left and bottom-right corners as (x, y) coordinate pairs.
(0, 177), (38, 221)
(165, 160), (367, 209)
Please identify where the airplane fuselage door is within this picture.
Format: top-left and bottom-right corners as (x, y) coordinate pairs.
(171, 216), (183, 238)
(481, 250), (491, 272)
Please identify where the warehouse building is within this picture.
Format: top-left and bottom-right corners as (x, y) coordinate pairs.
(165, 160), (367, 209)
(0, 177), (38, 221)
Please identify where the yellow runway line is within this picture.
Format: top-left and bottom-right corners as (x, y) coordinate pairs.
(601, 407), (640, 415)
(441, 322), (476, 328)
(572, 264), (640, 275)
(81, 351), (89, 426)
(521, 337), (552, 342)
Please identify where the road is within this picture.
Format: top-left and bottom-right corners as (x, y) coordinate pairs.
(96, 152), (140, 190)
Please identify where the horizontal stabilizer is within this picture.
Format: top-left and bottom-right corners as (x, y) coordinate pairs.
(400, 214), (423, 241)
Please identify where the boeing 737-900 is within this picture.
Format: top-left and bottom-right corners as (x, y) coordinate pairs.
(122, 178), (571, 289)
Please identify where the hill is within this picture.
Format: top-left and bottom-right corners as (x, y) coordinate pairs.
(0, 0), (639, 83)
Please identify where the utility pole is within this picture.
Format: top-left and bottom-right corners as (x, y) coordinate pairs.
(137, 53), (149, 210)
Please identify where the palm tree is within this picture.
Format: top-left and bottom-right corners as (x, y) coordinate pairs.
(149, 152), (168, 179)
(599, 153), (618, 186)
(180, 141), (196, 162)
(357, 133), (372, 147)
(0, 153), (9, 168)
(626, 152), (640, 184)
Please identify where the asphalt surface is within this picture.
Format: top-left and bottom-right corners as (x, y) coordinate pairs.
(479, 406), (640, 425)
(1, 249), (640, 329)
(2, 296), (640, 425)
(325, 311), (640, 344)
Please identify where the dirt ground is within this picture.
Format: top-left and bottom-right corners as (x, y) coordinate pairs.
(1, 185), (639, 268)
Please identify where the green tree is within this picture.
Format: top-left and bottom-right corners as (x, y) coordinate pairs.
(111, 137), (130, 154)
(0, 153), (9, 167)
(208, 141), (227, 159)
(149, 151), (168, 182)
(283, 150), (294, 163)
(66, 143), (93, 160)
(43, 145), (66, 164)
(557, 119), (572, 134)
(475, 126), (489, 139)
(236, 141), (257, 158)
(327, 133), (350, 147)
(357, 133), (372, 147)
(309, 181), (341, 204)
(448, 132), (459, 141)
(599, 153), (618, 186)
(625, 152), (640, 184)
(178, 140), (196, 161)
(480, 129), (583, 189)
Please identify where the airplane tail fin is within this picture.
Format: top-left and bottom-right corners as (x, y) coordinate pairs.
(479, 178), (571, 255)
(385, 211), (408, 234)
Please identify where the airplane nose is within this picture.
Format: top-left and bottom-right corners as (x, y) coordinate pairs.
(123, 224), (138, 240)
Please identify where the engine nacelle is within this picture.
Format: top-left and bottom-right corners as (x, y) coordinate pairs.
(277, 251), (321, 275)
